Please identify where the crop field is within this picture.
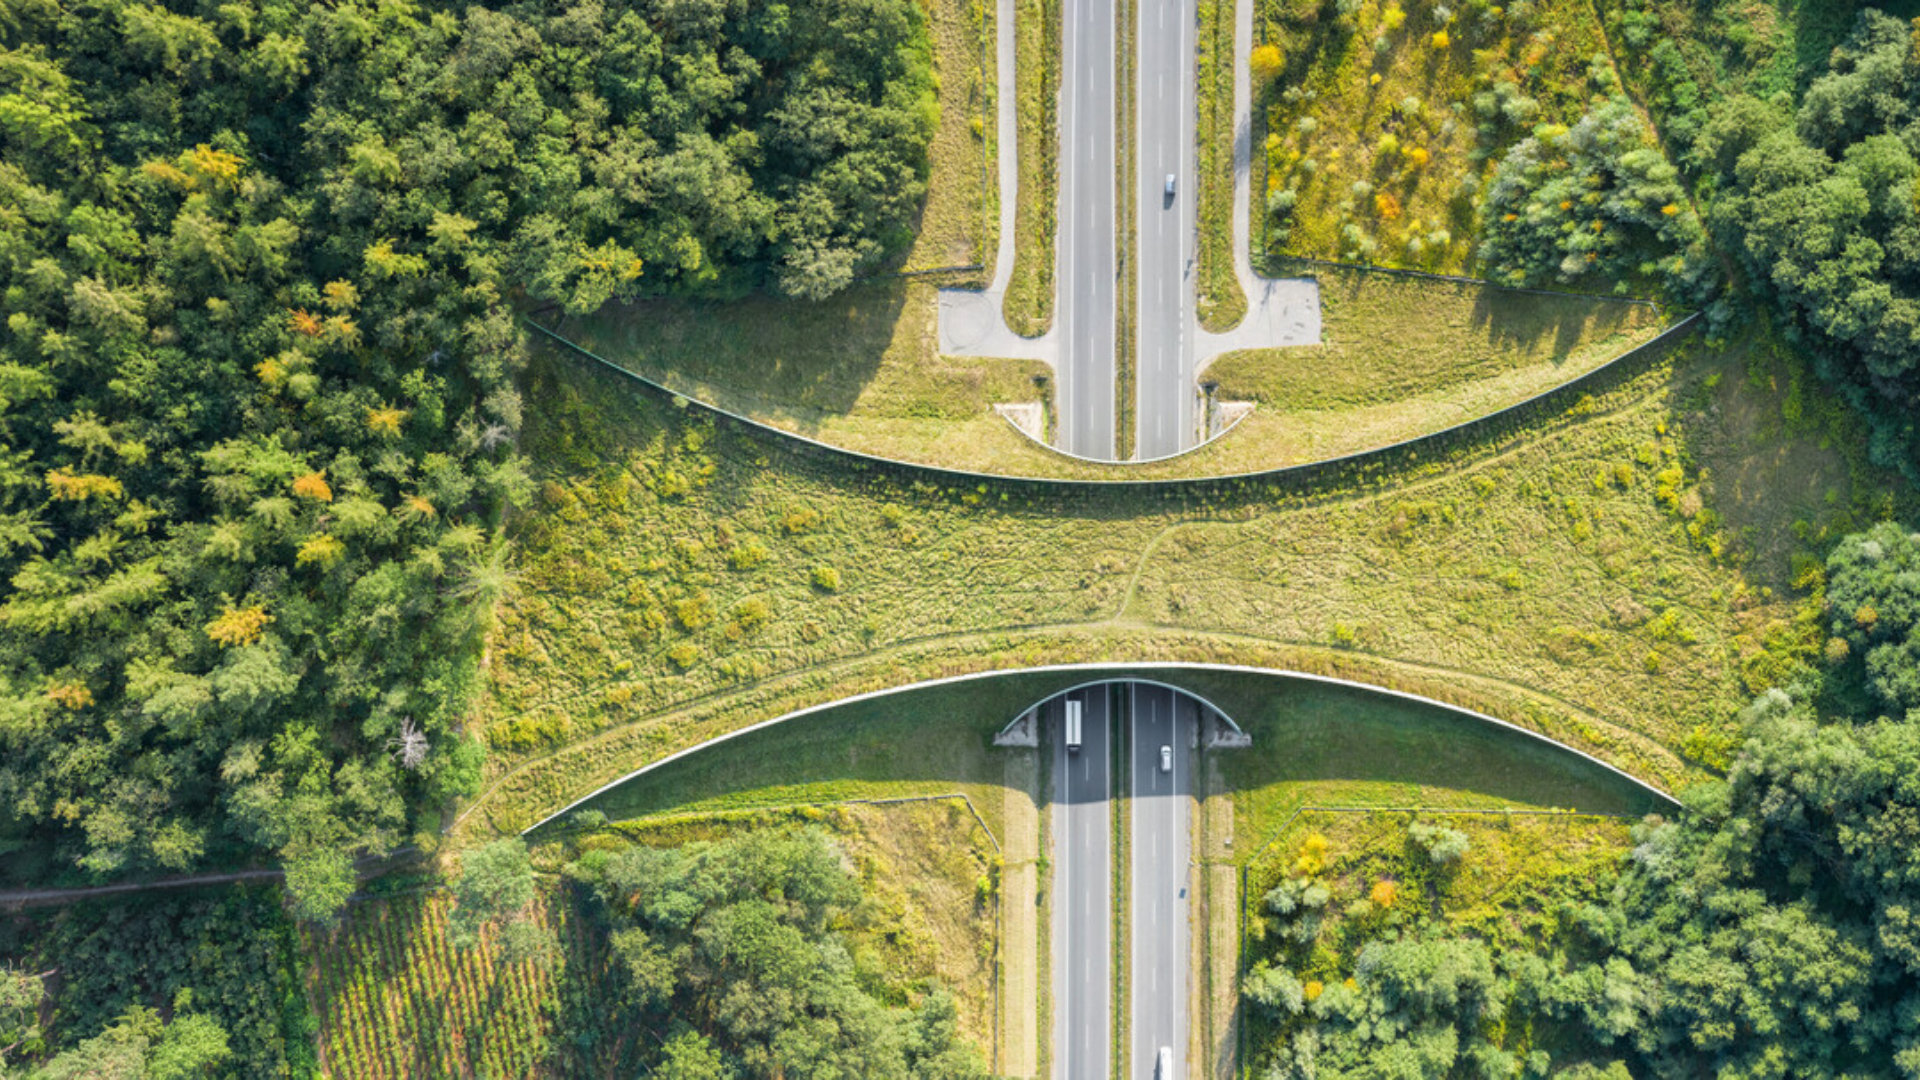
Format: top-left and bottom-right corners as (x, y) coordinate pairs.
(1253, 0), (1620, 272)
(303, 887), (629, 1079)
(467, 316), (1889, 836)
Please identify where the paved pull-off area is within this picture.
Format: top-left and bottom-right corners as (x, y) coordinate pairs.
(938, 0), (1320, 462)
(1052, 689), (1114, 1078)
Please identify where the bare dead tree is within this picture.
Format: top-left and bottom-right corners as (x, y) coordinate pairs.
(389, 716), (430, 771)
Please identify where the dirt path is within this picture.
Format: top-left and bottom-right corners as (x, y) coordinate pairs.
(0, 869), (286, 909)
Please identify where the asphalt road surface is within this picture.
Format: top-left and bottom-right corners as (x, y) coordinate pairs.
(1134, 0), (1198, 460)
(1056, 0), (1118, 460)
(1053, 689), (1113, 1078)
(1131, 683), (1193, 1079)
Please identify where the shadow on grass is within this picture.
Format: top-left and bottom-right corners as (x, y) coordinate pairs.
(1467, 284), (1645, 364)
(538, 666), (1662, 844)
(550, 279), (913, 423)
(1178, 670), (1665, 818)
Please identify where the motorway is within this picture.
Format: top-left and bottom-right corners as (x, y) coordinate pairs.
(1052, 683), (1196, 1080)
(1056, 0), (1118, 460)
(1053, 688), (1113, 1078)
(1134, 0), (1199, 460)
(1130, 684), (1193, 1079)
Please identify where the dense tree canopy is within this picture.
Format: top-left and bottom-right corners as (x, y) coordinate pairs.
(567, 827), (989, 1079)
(1688, 10), (1920, 475)
(1478, 98), (1715, 300)
(0, 0), (933, 916)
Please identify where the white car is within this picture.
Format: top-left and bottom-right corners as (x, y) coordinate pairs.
(1159, 744), (1172, 772)
(1164, 173), (1177, 198)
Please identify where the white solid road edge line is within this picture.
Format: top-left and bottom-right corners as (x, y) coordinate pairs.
(518, 662), (1676, 836)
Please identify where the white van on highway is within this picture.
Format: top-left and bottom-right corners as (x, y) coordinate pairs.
(1160, 744), (1172, 772)
(1158, 1045), (1173, 1076)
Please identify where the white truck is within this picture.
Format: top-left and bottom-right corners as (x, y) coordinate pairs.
(1064, 698), (1083, 752)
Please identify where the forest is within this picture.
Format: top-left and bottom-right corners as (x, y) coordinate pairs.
(0, 0), (934, 918)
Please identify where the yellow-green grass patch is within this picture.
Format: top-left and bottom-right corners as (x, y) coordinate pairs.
(1241, 809), (1633, 992)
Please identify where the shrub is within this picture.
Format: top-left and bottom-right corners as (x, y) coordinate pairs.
(727, 539), (770, 570)
(1250, 43), (1284, 83)
(1409, 821), (1471, 865)
(810, 565), (841, 591)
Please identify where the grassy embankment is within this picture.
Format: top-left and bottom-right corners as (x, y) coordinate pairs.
(999, 0), (1060, 335)
(1252, 0), (1619, 272)
(466, 321), (1894, 839)
(1195, 0), (1246, 332)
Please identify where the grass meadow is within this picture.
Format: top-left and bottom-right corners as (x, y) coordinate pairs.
(1196, 0), (1246, 332)
(1001, 0), (1060, 335)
